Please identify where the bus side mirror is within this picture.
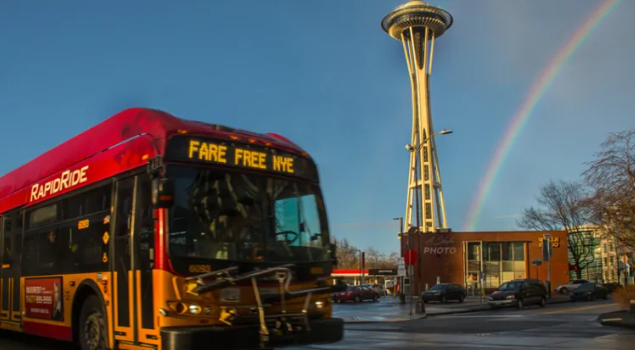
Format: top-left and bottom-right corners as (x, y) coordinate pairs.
(152, 178), (175, 208)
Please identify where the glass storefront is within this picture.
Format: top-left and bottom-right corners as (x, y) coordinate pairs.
(465, 241), (527, 289)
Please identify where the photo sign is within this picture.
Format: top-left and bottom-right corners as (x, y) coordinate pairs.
(422, 234), (457, 255)
(25, 277), (64, 321)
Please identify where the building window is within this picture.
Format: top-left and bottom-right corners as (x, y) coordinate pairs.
(502, 242), (513, 261)
(483, 242), (501, 288)
(483, 242), (526, 289)
(465, 241), (526, 289)
(513, 242), (525, 261)
(466, 242), (481, 287)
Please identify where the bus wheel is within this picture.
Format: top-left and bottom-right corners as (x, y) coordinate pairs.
(79, 295), (108, 350)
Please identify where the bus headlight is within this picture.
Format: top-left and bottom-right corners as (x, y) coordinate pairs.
(189, 304), (202, 315)
(175, 303), (188, 314)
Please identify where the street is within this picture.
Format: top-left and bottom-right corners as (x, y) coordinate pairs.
(290, 299), (634, 350)
(332, 294), (490, 322)
(1, 299), (632, 350)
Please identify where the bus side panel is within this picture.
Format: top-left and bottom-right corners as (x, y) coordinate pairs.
(21, 272), (113, 342)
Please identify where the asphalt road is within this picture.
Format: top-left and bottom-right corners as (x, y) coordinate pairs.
(291, 298), (635, 350)
(332, 295), (487, 322)
(1, 299), (632, 350)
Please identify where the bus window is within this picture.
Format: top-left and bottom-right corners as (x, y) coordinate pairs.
(167, 166), (330, 264)
(2, 217), (10, 264)
(135, 174), (155, 330)
(114, 177), (134, 328)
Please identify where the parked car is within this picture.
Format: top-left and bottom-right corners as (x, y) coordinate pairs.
(602, 282), (621, 293)
(488, 279), (548, 310)
(420, 283), (466, 303)
(362, 283), (387, 296)
(554, 279), (590, 294)
(335, 285), (379, 303)
(570, 282), (609, 301)
(331, 279), (347, 302)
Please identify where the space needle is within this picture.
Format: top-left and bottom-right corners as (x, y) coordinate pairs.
(382, 1), (453, 233)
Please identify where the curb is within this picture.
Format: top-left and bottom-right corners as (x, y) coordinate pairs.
(597, 313), (635, 330)
(344, 314), (426, 324)
(598, 318), (635, 330)
(342, 298), (572, 324)
(426, 298), (571, 317)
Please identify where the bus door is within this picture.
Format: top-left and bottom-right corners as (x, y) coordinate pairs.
(1, 210), (24, 324)
(111, 174), (156, 347)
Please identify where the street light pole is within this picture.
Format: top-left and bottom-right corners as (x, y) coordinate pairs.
(412, 153), (420, 317)
(393, 217), (405, 301)
(393, 217), (404, 254)
(355, 249), (362, 285)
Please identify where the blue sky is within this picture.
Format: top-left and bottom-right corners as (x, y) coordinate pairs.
(1, 0), (634, 254)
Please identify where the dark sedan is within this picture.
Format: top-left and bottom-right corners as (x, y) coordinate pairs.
(570, 282), (609, 301)
(420, 283), (466, 303)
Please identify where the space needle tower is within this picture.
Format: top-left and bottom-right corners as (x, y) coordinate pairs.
(382, 1), (453, 233)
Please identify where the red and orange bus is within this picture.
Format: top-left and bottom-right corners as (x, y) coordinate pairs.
(0, 108), (343, 350)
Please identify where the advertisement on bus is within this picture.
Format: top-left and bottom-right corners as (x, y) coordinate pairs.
(24, 277), (64, 321)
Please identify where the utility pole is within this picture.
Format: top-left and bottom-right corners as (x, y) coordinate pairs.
(393, 217), (405, 301)
(355, 249), (362, 285)
(543, 234), (552, 298)
(361, 251), (366, 285)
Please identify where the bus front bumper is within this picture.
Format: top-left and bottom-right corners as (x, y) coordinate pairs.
(160, 318), (344, 350)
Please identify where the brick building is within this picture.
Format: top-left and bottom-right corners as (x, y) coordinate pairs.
(401, 230), (570, 295)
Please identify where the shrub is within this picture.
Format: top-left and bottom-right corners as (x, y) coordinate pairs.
(613, 285), (635, 310)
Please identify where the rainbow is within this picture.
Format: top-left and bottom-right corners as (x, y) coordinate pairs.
(463, 0), (622, 231)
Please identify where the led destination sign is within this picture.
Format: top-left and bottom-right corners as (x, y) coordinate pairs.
(165, 136), (318, 181)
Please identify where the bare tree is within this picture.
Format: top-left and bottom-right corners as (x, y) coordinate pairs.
(517, 179), (595, 278)
(332, 237), (399, 270)
(332, 238), (361, 270)
(583, 129), (635, 252)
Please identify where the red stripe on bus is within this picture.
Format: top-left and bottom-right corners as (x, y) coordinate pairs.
(23, 321), (72, 341)
(332, 269), (369, 274)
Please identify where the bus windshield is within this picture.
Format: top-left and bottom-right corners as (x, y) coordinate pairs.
(167, 166), (330, 263)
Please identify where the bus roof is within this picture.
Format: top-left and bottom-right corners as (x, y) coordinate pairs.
(0, 108), (308, 213)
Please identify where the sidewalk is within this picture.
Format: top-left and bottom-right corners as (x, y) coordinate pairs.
(598, 310), (635, 330)
(335, 294), (571, 324)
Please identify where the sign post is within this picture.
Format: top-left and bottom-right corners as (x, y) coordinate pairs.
(532, 259), (542, 280)
(397, 257), (406, 302)
(397, 258), (406, 277)
(404, 248), (418, 316)
(361, 251), (366, 285)
(543, 234), (552, 298)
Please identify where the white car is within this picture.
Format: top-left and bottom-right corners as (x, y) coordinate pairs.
(362, 283), (386, 296)
(554, 279), (590, 294)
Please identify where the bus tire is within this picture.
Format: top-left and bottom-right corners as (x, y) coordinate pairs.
(79, 295), (108, 350)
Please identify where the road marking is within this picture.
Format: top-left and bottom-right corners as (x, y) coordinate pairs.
(439, 315), (525, 318)
(601, 318), (623, 322)
(539, 303), (613, 315)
